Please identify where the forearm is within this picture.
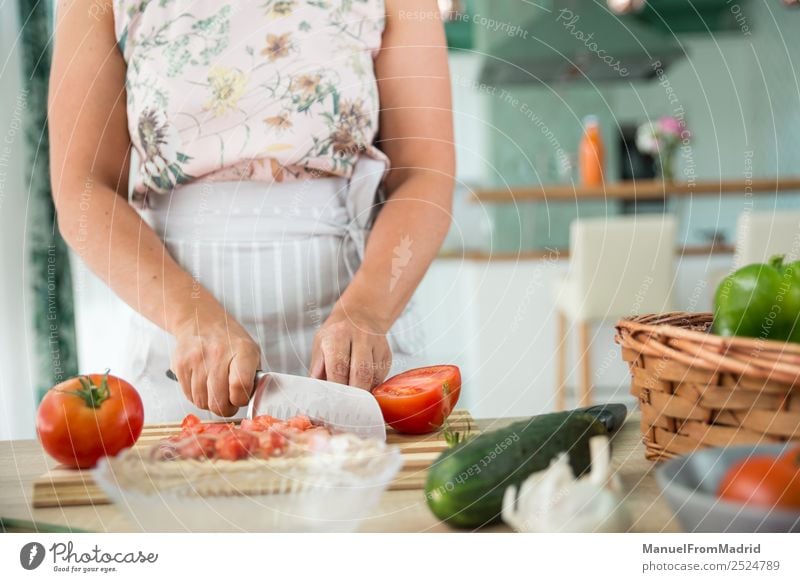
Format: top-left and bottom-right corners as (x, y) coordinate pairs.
(57, 182), (225, 335)
(335, 171), (453, 330)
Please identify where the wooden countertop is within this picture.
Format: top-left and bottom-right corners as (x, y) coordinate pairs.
(471, 177), (800, 203)
(0, 413), (680, 533)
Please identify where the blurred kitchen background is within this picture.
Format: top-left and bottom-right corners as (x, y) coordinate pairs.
(3, 0), (800, 439)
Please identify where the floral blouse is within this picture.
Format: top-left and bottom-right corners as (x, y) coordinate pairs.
(112, 0), (387, 201)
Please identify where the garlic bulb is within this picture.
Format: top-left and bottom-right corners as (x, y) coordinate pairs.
(501, 436), (630, 533)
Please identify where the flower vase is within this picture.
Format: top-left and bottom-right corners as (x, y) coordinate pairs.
(656, 149), (676, 183)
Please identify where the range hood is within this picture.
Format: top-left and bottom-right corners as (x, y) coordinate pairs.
(475, 0), (686, 85)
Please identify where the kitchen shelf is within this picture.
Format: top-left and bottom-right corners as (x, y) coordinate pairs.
(438, 244), (735, 262)
(470, 178), (800, 204)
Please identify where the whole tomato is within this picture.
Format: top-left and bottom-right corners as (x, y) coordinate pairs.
(780, 446), (800, 468)
(717, 455), (800, 511)
(36, 372), (144, 468)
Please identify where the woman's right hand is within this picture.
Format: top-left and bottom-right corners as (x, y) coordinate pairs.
(170, 305), (261, 417)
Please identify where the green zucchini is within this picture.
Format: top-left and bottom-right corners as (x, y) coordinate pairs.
(425, 411), (608, 528)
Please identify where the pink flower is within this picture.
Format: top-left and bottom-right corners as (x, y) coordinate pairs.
(658, 116), (684, 138)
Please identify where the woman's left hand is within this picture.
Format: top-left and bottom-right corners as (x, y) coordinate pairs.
(310, 306), (392, 390)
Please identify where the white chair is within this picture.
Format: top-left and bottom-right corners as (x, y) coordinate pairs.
(553, 215), (677, 409)
(734, 211), (800, 268)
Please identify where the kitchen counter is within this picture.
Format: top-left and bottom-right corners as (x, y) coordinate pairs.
(0, 412), (680, 533)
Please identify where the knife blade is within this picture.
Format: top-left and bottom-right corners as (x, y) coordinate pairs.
(165, 369), (387, 441)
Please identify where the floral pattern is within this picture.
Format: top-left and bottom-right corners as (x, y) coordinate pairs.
(136, 108), (193, 195)
(113, 0), (387, 200)
(204, 66), (249, 116)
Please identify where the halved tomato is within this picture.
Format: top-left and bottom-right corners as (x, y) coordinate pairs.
(372, 365), (461, 434)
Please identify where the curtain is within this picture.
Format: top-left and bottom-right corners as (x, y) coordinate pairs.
(18, 0), (78, 400)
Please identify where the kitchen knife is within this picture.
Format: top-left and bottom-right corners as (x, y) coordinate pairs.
(165, 369), (387, 441)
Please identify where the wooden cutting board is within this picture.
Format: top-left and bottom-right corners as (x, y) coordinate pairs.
(32, 410), (476, 508)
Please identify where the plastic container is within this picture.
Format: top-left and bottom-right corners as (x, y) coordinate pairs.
(93, 434), (403, 532)
(579, 115), (605, 187)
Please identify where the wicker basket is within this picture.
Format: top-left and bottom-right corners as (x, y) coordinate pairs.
(615, 312), (800, 461)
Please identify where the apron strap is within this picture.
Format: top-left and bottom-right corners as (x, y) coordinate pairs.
(342, 156), (388, 278)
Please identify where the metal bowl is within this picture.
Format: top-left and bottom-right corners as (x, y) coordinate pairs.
(655, 443), (800, 533)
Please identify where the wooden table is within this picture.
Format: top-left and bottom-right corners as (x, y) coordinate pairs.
(0, 413), (680, 533)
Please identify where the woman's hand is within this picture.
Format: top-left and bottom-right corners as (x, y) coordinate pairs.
(310, 306), (392, 390)
(171, 304), (261, 417)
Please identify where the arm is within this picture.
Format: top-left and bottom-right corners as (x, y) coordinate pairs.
(310, 0), (455, 388)
(49, 0), (259, 416)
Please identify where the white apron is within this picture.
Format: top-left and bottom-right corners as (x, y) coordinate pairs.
(118, 158), (426, 422)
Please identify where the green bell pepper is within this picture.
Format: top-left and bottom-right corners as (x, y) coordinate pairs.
(713, 255), (800, 342)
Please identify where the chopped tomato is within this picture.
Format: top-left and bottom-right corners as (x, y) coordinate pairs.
(372, 365), (461, 434)
(181, 414), (202, 429)
(241, 415), (281, 432)
(287, 415), (313, 431)
(255, 430), (289, 458)
(239, 418), (259, 432)
(163, 414), (329, 461)
(176, 434), (217, 460)
(215, 431), (259, 461)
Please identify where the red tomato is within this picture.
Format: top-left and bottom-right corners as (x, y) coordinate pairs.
(36, 372), (144, 469)
(255, 430), (288, 458)
(372, 365), (461, 434)
(176, 434), (217, 460)
(241, 415), (280, 432)
(781, 446), (800, 468)
(201, 423), (235, 436)
(181, 414), (201, 429)
(717, 455), (800, 510)
(215, 431), (259, 461)
(287, 415), (313, 431)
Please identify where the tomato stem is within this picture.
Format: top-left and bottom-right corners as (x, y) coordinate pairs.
(57, 371), (112, 409)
